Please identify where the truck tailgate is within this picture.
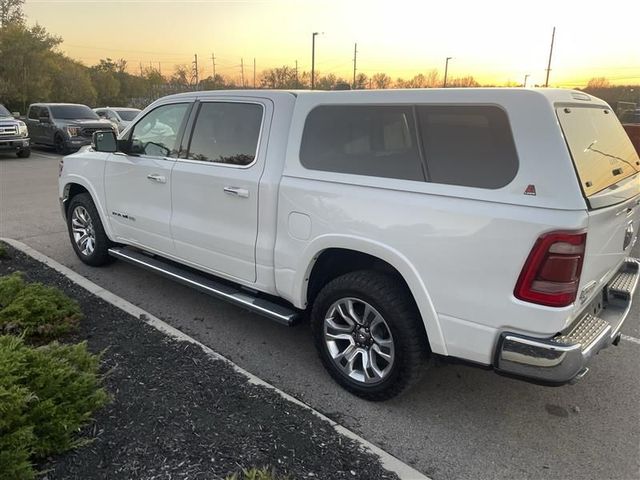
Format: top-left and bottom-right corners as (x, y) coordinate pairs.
(582, 194), (640, 300)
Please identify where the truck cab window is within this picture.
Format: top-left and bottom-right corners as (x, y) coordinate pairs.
(130, 103), (189, 157)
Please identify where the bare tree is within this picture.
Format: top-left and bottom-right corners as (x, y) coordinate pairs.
(353, 72), (368, 89)
(260, 65), (297, 89)
(587, 77), (611, 89)
(170, 65), (190, 87)
(0, 0), (24, 27)
(448, 75), (480, 88)
(371, 72), (392, 89)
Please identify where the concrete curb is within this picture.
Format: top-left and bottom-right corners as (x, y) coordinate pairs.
(1, 237), (431, 480)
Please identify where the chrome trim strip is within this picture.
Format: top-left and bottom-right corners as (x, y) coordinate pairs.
(108, 247), (300, 326)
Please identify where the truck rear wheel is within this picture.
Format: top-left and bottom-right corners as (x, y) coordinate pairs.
(311, 270), (429, 401)
(67, 193), (114, 266)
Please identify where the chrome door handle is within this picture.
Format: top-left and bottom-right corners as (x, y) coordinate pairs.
(223, 186), (249, 198)
(147, 173), (166, 184)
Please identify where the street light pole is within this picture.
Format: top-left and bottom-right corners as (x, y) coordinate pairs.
(443, 57), (452, 87)
(311, 32), (319, 90)
(523, 74), (530, 88)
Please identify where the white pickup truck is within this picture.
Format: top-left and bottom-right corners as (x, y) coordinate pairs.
(58, 88), (640, 400)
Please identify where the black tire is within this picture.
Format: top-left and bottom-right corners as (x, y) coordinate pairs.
(16, 148), (31, 158)
(67, 193), (114, 266)
(311, 270), (430, 401)
(54, 135), (70, 155)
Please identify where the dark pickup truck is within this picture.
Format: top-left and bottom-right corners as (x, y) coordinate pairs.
(26, 103), (116, 154)
(0, 104), (30, 158)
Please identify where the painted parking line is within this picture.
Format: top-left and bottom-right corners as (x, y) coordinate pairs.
(621, 334), (640, 345)
(1, 237), (430, 480)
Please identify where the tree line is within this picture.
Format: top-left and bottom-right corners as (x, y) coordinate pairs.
(0, 0), (637, 113)
(0, 21), (481, 112)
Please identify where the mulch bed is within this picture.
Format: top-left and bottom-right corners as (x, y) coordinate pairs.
(0, 243), (400, 480)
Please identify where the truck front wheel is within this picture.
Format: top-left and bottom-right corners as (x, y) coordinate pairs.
(54, 135), (70, 155)
(311, 270), (430, 401)
(16, 148), (31, 158)
(66, 193), (114, 266)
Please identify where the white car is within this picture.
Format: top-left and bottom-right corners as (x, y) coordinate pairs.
(93, 107), (141, 133)
(59, 89), (640, 400)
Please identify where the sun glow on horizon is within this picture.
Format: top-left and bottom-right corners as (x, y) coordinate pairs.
(23, 0), (640, 88)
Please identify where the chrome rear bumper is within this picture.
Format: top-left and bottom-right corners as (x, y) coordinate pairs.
(495, 258), (639, 384)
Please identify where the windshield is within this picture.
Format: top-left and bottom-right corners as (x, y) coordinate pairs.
(0, 104), (11, 117)
(50, 105), (99, 120)
(115, 109), (140, 121)
(557, 106), (640, 197)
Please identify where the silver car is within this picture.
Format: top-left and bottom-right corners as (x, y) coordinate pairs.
(94, 107), (141, 133)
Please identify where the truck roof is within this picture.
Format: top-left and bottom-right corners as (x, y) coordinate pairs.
(161, 88), (608, 108)
(29, 102), (91, 107)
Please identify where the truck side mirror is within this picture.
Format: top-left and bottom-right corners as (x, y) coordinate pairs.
(12, 112), (20, 118)
(92, 130), (117, 153)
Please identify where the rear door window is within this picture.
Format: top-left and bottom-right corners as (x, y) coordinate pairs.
(300, 105), (425, 181)
(186, 102), (263, 166)
(556, 106), (640, 196)
(416, 105), (519, 189)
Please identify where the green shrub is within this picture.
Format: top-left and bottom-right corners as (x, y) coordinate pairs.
(0, 243), (7, 259)
(0, 275), (82, 340)
(0, 336), (36, 480)
(0, 336), (108, 480)
(0, 272), (26, 307)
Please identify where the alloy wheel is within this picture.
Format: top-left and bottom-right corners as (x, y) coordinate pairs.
(323, 297), (395, 385)
(71, 206), (96, 256)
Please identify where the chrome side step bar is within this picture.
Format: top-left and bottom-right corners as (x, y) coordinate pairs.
(108, 247), (302, 326)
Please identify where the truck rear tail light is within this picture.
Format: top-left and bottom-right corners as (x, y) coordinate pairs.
(514, 231), (587, 307)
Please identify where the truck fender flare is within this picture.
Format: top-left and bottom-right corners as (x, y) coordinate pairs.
(295, 234), (448, 356)
(62, 175), (115, 241)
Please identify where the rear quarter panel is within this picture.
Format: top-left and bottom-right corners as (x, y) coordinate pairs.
(276, 89), (592, 364)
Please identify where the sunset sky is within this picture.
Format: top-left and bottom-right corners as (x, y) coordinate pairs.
(23, 0), (640, 87)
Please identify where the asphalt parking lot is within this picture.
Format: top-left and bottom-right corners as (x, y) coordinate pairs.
(1, 149), (639, 480)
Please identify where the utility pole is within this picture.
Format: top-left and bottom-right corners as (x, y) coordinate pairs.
(139, 62), (143, 76)
(253, 58), (256, 88)
(545, 26), (556, 87)
(352, 42), (358, 89)
(443, 56), (452, 87)
(295, 60), (299, 87)
(158, 62), (162, 76)
(211, 53), (216, 78)
(523, 74), (530, 88)
(241, 58), (245, 88)
(193, 54), (199, 89)
(311, 32), (320, 89)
